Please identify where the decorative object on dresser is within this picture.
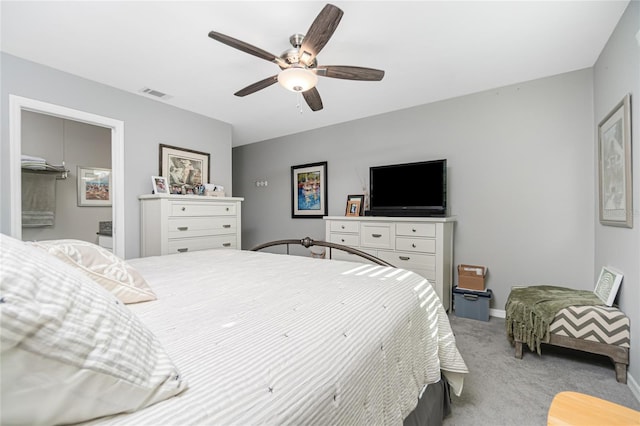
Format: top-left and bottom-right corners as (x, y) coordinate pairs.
(291, 161), (327, 218)
(159, 144), (210, 195)
(139, 194), (243, 256)
(151, 176), (169, 194)
(345, 194), (365, 216)
(77, 166), (111, 207)
(598, 93), (632, 228)
(324, 216), (455, 310)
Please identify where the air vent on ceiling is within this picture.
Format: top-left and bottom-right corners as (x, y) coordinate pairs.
(139, 87), (172, 100)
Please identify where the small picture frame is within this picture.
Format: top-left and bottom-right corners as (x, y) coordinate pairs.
(151, 176), (170, 194)
(77, 166), (112, 207)
(346, 199), (361, 217)
(346, 194), (365, 216)
(593, 266), (623, 306)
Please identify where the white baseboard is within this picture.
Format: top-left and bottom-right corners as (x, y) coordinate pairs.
(490, 308), (506, 318)
(489, 309), (640, 403)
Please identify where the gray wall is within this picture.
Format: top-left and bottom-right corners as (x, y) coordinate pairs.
(593, 1), (639, 391)
(22, 112), (112, 244)
(233, 68), (596, 313)
(1, 53), (233, 258)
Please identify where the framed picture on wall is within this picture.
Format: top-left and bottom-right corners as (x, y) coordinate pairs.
(159, 144), (210, 191)
(77, 166), (112, 207)
(598, 94), (632, 228)
(291, 161), (328, 218)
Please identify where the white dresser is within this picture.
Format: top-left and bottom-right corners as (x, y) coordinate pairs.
(324, 216), (455, 310)
(139, 194), (243, 257)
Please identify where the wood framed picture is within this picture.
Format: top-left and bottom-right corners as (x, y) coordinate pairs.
(346, 194), (365, 216)
(151, 176), (169, 194)
(598, 94), (632, 228)
(291, 161), (328, 218)
(159, 144), (210, 192)
(593, 266), (623, 306)
(77, 166), (112, 206)
(346, 199), (361, 217)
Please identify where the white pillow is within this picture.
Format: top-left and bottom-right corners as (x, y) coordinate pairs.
(0, 234), (188, 425)
(30, 239), (156, 304)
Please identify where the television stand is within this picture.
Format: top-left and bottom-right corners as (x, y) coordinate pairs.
(324, 215), (456, 311)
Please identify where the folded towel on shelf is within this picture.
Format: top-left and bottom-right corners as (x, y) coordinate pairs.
(21, 172), (56, 227)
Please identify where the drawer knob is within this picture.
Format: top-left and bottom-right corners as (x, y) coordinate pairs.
(177, 226), (188, 231)
(341, 225), (345, 229)
(222, 224), (231, 228)
(222, 242), (231, 247)
(372, 233), (382, 238)
(412, 228), (417, 233)
(177, 248), (188, 253)
(341, 238), (345, 242)
(412, 243), (417, 248)
(399, 256), (410, 261)
(226, 207), (229, 211)
(181, 207), (186, 211)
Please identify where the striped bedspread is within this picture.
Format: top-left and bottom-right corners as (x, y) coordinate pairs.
(87, 249), (467, 425)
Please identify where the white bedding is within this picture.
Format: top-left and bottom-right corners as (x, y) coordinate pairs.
(87, 249), (467, 425)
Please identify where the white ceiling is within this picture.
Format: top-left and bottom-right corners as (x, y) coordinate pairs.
(1, 1), (629, 146)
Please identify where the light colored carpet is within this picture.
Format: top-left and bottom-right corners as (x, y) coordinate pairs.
(444, 314), (640, 425)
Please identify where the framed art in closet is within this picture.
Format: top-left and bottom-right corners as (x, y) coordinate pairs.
(77, 166), (112, 207)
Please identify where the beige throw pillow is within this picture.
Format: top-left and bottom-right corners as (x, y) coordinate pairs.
(30, 239), (156, 304)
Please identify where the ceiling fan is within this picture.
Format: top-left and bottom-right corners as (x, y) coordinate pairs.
(208, 3), (385, 112)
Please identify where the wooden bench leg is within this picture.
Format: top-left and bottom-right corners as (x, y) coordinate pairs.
(515, 340), (523, 359)
(615, 362), (628, 384)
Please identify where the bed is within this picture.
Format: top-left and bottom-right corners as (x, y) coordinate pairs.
(0, 234), (468, 425)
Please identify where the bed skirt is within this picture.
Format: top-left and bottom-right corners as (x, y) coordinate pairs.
(404, 377), (451, 426)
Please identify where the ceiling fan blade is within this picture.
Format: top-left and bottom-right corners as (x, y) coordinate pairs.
(209, 31), (285, 66)
(299, 4), (343, 66)
(316, 66), (385, 81)
(302, 87), (323, 111)
(234, 75), (279, 97)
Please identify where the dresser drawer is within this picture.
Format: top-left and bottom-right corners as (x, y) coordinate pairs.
(168, 217), (236, 238)
(377, 250), (435, 271)
(360, 224), (393, 249)
(330, 220), (359, 233)
(396, 223), (436, 237)
(170, 202), (236, 217)
(167, 235), (237, 253)
(396, 237), (436, 253)
(329, 233), (360, 246)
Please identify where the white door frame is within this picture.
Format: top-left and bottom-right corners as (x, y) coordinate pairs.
(9, 95), (125, 257)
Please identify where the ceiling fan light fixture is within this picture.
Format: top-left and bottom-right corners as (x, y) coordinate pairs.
(278, 66), (317, 92)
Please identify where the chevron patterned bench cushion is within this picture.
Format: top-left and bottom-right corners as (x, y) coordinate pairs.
(549, 305), (630, 348)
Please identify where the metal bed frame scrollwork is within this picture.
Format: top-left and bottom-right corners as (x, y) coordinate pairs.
(250, 237), (395, 267)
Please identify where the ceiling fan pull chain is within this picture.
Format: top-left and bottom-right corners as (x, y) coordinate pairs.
(296, 92), (304, 115)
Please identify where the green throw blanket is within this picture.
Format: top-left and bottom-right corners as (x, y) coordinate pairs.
(506, 285), (603, 354)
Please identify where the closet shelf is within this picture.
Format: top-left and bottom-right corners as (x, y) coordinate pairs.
(21, 165), (69, 179)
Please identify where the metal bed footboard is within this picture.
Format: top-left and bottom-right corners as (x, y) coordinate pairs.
(250, 236), (395, 267)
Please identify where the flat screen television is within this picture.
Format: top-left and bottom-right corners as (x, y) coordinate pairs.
(369, 159), (447, 217)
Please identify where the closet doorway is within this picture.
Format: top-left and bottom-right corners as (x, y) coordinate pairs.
(9, 95), (125, 257)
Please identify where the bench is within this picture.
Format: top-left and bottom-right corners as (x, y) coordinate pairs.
(514, 304), (630, 383)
